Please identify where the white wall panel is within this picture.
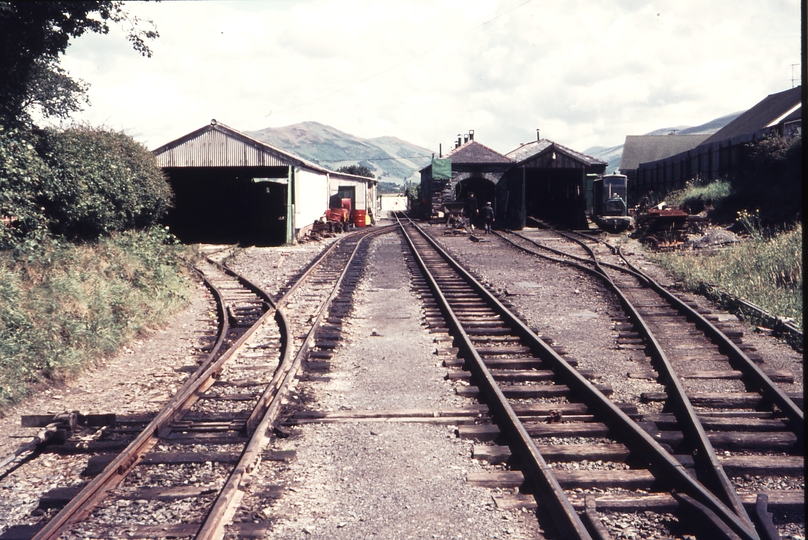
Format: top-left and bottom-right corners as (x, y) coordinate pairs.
(294, 169), (329, 231)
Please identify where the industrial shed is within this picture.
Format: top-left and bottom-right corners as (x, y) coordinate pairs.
(153, 120), (377, 245)
(619, 134), (709, 188)
(418, 132), (512, 218)
(502, 136), (606, 229)
(633, 86), (802, 198)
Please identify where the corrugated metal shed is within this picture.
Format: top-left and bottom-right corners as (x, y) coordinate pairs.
(154, 120), (325, 171)
(619, 134), (710, 171)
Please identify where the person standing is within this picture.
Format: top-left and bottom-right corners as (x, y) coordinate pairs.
(464, 191), (478, 230)
(481, 201), (495, 233)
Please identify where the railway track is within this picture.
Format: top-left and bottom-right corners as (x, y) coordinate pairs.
(401, 216), (803, 540)
(3, 226), (391, 539)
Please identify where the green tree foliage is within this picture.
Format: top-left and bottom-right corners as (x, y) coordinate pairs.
(336, 164), (375, 178)
(0, 126), (50, 247)
(37, 126), (173, 240)
(376, 181), (402, 194)
(0, 1), (158, 126)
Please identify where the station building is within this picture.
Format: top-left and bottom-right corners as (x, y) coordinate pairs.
(153, 120), (377, 245)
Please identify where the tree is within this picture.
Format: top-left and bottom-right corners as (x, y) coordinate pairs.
(0, 1), (158, 126)
(336, 164), (375, 178)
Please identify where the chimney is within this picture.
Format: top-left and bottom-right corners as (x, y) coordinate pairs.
(457, 134), (462, 148)
(464, 134), (468, 144)
(536, 128), (540, 141)
(469, 129), (474, 141)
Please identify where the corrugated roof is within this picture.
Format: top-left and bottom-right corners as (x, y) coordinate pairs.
(506, 139), (605, 167)
(699, 86), (802, 145)
(620, 134), (710, 170)
(444, 140), (513, 164)
(152, 120), (376, 183)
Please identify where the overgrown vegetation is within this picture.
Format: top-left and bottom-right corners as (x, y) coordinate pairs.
(665, 179), (732, 214)
(0, 3), (192, 408)
(659, 134), (801, 226)
(652, 221), (802, 329)
(0, 230), (195, 406)
(0, 126), (192, 407)
(335, 164), (374, 178)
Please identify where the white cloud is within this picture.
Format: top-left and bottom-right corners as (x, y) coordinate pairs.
(58, 0), (801, 155)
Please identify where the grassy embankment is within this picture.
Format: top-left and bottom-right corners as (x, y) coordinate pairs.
(0, 230), (196, 407)
(648, 177), (802, 330)
(0, 126), (197, 409)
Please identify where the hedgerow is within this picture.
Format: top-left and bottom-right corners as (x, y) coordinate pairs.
(0, 229), (196, 406)
(0, 123), (193, 408)
(37, 126), (174, 240)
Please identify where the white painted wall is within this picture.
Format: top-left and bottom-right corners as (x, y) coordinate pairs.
(294, 168), (329, 231)
(379, 194), (408, 215)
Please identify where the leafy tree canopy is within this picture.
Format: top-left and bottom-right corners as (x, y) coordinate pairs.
(335, 164), (374, 178)
(0, 1), (158, 126)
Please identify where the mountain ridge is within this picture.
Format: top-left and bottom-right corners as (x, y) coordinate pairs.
(247, 121), (432, 184)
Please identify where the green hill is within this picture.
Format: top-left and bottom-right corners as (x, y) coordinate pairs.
(247, 122), (432, 184)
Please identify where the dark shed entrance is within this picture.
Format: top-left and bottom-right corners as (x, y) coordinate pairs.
(504, 138), (607, 229)
(165, 166), (288, 245)
(152, 120), (311, 246)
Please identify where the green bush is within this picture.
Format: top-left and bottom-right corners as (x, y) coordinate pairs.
(0, 126), (49, 247)
(37, 126), (173, 240)
(0, 228), (195, 407)
(666, 179), (732, 214)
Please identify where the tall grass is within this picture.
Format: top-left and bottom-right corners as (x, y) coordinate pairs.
(664, 179), (732, 212)
(651, 222), (802, 329)
(0, 228), (196, 408)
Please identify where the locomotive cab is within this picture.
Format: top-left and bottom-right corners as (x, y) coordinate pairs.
(592, 174), (633, 232)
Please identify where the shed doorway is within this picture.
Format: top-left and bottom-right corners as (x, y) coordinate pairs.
(163, 166), (289, 245)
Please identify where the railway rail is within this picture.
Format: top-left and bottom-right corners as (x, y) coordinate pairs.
(1, 216), (801, 539)
(4, 226), (391, 539)
(400, 215), (803, 540)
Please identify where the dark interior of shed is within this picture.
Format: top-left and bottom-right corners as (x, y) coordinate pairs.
(164, 167), (288, 245)
(454, 177), (497, 209)
(523, 168), (588, 229)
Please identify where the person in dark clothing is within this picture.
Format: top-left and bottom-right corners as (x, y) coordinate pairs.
(481, 201), (495, 233)
(464, 192), (478, 230)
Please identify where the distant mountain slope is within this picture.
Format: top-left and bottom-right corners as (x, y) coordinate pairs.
(585, 111), (743, 173)
(581, 144), (624, 174)
(247, 121), (432, 184)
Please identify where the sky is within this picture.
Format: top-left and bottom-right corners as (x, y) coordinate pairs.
(58, 0), (802, 156)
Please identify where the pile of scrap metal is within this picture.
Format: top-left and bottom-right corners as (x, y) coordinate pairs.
(634, 203), (708, 250)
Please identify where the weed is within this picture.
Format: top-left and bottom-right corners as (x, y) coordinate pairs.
(651, 223), (802, 329)
(665, 179), (732, 213)
(0, 228), (195, 408)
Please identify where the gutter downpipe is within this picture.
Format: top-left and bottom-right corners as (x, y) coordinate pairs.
(287, 166), (295, 245)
